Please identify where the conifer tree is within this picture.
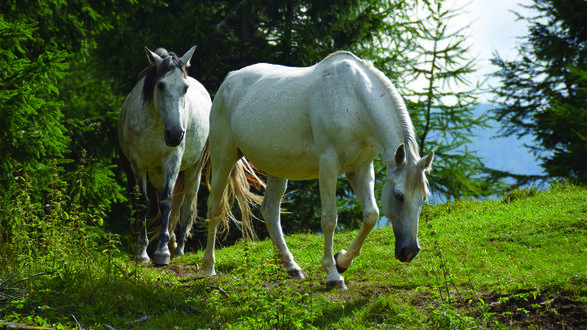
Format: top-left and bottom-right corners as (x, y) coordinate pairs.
(400, 0), (506, 199)
(0, 0), (133, 206)
(491, 0), (587, 184)
(0, 6), (70, 192)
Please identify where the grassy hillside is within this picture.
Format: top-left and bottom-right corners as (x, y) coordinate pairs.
(1, 183), (586, 329)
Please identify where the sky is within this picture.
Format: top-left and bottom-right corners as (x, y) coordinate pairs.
(438, 0), (544, 176)
(448, 0), (534, 97)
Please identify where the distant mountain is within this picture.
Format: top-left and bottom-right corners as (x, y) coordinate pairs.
(471, 104), (545, 176)
(377, 104), (545, 225)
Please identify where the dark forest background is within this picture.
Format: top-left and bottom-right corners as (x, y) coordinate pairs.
(1, 0), (585, 250)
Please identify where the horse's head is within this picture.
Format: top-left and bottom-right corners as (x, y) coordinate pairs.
(382, 143), (434, 263)
(144, 46), (196, 147)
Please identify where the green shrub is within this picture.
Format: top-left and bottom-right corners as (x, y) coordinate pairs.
(0, 157), (122, 327)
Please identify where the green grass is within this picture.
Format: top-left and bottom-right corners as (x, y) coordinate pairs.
(1, 182), (586, 329)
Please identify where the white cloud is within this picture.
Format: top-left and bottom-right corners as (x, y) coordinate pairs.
(454, 1), (544, 176)
(450, 0), (535, 95)
(407, 1), (545, 177)
(407, 0), (536, 101)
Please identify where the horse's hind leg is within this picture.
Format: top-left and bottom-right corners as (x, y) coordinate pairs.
(174, 165), (201, 257)
(335, 163), (379, 273)
(202, 155), (237, 276)
(262, 175), (304, 279)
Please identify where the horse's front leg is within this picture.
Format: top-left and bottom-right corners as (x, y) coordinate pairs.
(134, 173), (151, 264)
(335, 163), (379, 273)
(319, 156), (346, 289)
(153, 166), (180, 265)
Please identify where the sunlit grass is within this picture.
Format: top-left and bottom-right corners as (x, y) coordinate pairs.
(1, 180), (585, 328)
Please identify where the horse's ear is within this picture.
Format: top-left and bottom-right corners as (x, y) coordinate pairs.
(394, 144), (406, 169)
(181, 45), (197, 68)
(418, 150), (434, 172)
(145, 47), (163, 67)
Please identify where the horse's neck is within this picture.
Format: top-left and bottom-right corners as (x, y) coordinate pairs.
(363, 80), (416, 165)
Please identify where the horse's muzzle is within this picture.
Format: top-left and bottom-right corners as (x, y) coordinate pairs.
(395, 243), (420, 263)
(165, 129), (185, 147)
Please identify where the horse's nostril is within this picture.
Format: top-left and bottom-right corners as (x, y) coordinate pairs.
(396, 246), (420, 262)
(406, 248), (420, 262)
(165, 129), (184, 147)
(396, 247), (407, 262)
(400, 247), (408, 260)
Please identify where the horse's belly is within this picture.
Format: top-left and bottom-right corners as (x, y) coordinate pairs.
(246, 151), (319, 180)
(228, 101), (318, 179)
(230, 108), (377, 180)
(235, 133), (319, 180)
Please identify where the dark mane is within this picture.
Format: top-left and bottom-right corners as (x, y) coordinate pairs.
(138, 48), (188, 103)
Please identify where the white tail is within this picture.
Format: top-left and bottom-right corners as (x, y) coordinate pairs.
(207, 157), (265, 239)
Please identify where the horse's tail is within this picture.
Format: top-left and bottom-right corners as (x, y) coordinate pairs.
(207, 156), (265, 240)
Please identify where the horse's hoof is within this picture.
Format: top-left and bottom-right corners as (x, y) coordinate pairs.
(173, 248), (185, 258)
(287, 269), (305, 280)
(204, 269), (216, 276)
(333, 252), (349, 274)
(137, 257), (150, 264)
(326, 279), (347, 290)
(136, 253), (150, 264)
(153, 253), (170, 266)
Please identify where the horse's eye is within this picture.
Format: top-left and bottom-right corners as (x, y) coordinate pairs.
(393, 191), (405, 203)
(157, 82), (165, 90)
(183, 85), (189, 94)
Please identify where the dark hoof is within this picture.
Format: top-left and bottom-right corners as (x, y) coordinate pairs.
(287, 269), (305, 280)
(333, 252), (348, 274)
(326, 280), (347, 290)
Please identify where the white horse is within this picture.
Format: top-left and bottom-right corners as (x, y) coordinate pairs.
(118, 46), (211, 265)
(203, 51), (434, 289)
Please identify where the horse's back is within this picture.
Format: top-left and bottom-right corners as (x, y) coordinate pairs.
(211, 52), (381, 180)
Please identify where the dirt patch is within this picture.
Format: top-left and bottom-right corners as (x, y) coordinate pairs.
(157, 262), (204, 283)
(483, 291), (586, 329)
